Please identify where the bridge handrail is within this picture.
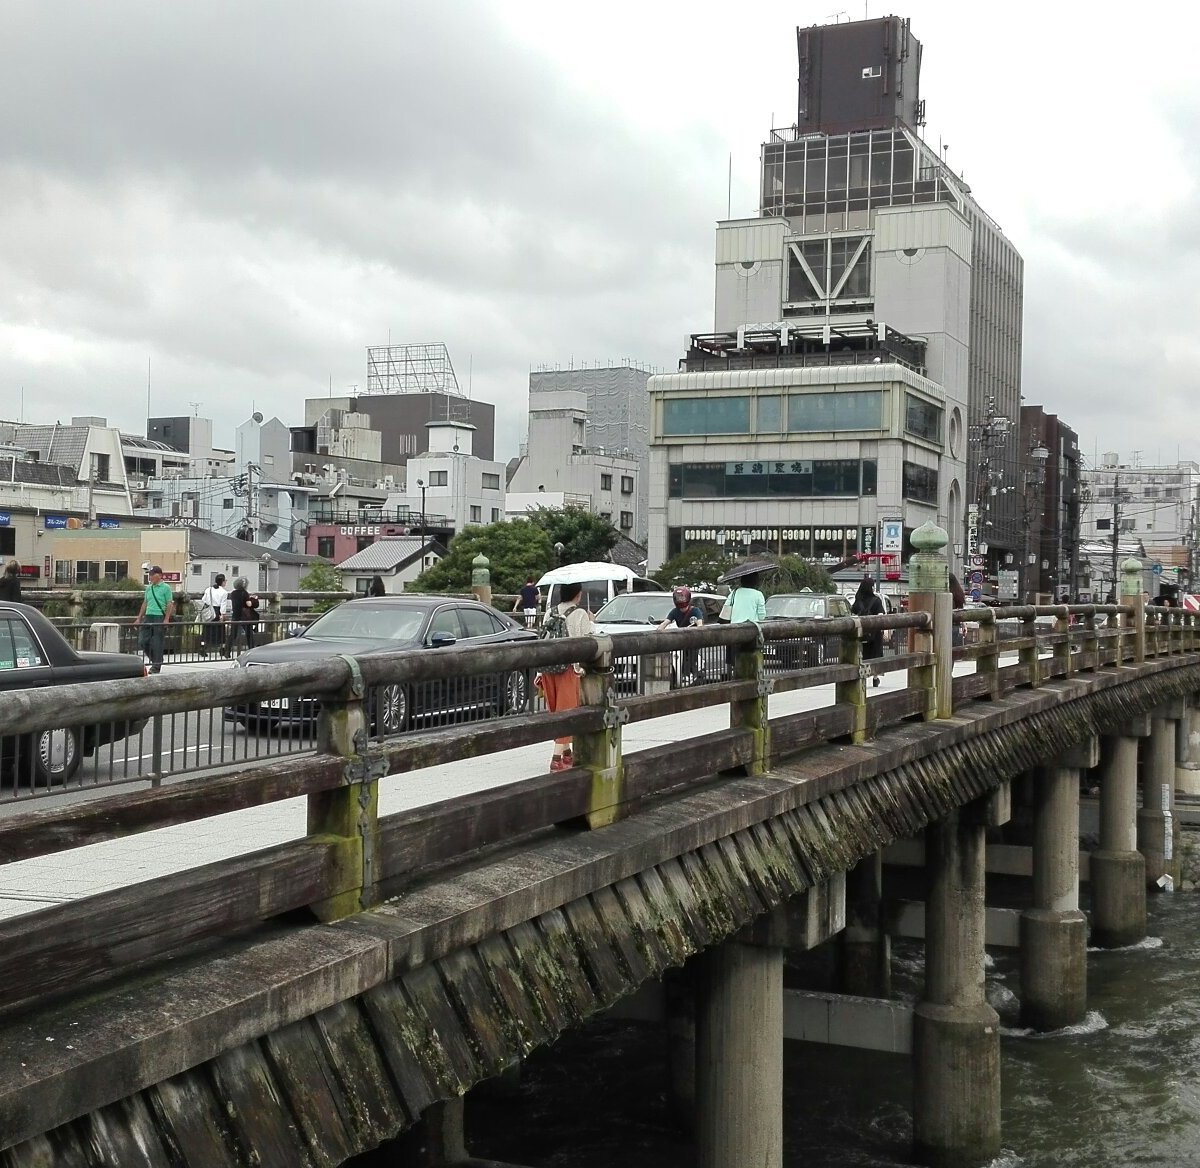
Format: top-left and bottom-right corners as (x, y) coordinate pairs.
(0, 595), (1195, 1018)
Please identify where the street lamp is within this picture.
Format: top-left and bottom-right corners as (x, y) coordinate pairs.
(415, 478), (426, 539)
(1021, 442), (1050, 602)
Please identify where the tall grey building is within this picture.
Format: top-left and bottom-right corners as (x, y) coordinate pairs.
(647, 15), (1024, 578)
(529, 365), (652, 543)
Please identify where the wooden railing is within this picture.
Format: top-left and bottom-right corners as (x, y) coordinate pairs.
(0, 599), (1197, 1018)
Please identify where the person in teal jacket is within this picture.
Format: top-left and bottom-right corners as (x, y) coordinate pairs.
(724, 571), (766, 675)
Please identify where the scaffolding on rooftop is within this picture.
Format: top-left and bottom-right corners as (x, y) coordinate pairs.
(365, 343), (465, 396)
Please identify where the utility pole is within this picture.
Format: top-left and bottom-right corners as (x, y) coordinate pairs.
(1110, 471), (1121, 602)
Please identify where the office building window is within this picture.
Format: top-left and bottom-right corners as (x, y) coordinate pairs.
(223, 497), (234, 509)
(470, 506), (482, 522)
(902, 461), (938, 504)
(904, 394), (942, 442)
(429, 471), (448, 486)
(621, 476), (634, 494)
(103, 560), (128, 582)
(757, 396), (783, 433)
(600, 474), (613, 490)
(662, 397), (751, 435)
(668, 459), (875, 498)
(356, 535), (374, 552)
(317, 536), (335, 559)
(482, 473), (501, 490)
(787, 391), (882, 432)
(491, 508), (501, 522)
(620, 511), (634, 530)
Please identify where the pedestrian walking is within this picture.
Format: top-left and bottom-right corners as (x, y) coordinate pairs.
(534, 580), (593, 771)
(514, 577), (541, 628)
(0, 560), (22, 603)
(135, 566), (176, 674)
(226, 577), (258, 655)
(198, 574), (227, 657)
(852, 576), (886, 686)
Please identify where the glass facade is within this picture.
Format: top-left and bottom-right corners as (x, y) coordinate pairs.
(902, 461), (939, 504)
(787, 391), (882, 432)
(662, 397), (751, 436)
(904, 394), (942, 442)
(761, 127), (959, 222)
(669, 459), (876, 499)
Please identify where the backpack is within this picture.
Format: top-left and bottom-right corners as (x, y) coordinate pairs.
(537, 604), (577, 674)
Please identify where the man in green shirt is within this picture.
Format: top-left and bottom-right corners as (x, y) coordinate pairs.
(135, 566), (176, 674)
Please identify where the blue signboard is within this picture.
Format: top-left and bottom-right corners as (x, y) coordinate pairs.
(0, 511), (9, 526)
(98, 517), (120, 530)
(44, 515), (67, 529)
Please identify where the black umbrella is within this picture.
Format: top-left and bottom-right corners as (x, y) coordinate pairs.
(717, 557), (779, 586)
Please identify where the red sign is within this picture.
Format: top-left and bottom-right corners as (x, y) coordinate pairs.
(17, 564), (39, 579)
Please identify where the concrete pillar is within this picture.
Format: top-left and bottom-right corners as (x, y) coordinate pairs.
(1019, 762), (1088, 1029)
(696, 938), (783, 1168)
(1139, 717), (1180, 891)
(393, 1096), (531, 1167)
(90, 622), (120, 654)
(1176, 701), (1200, 795)
(839, 851), (891, 999)
(912, 807), (1000, 1168)
(664, 969), (696, 1131)
(1091, 735), (1147, 947)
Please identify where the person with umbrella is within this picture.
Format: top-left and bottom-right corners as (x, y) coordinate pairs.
(719, 561), (768, 675)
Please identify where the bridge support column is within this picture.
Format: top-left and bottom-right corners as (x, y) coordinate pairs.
(839, 851), (890, 998)
(1091, 734), (1146, 948)
(1175, 699), (1200, 795)
(1138, 715), (1180, 890)
(912, 805), (1000, 1168)
(696, 937), (783, 1168)
(1019, 741), (1093, 1030)
(397, 1096), (531, 1167)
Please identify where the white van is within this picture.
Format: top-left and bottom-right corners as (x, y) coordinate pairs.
(536, 562), (664, 618)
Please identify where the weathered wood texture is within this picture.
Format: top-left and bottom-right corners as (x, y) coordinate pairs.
(4, 657), (1200, 1162)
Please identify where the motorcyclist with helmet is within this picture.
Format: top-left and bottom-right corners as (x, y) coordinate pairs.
(659, 586), (704, 683)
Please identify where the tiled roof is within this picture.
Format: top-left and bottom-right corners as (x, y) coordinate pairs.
(187, 527), (322, 566)
(337, 538), (437, 571)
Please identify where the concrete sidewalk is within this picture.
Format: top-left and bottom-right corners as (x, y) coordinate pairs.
(0, 658), (985, 919)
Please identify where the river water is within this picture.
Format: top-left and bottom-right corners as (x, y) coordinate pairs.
(461, 894), (1200, 1167)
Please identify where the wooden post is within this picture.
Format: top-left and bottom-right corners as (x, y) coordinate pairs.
(1122, 557), (1145, 664)
(575, 634), (625, 829)
(906, 520), (951, 719)
(307, 660), (379, 922)
(729, 625), (770, 774)
(975, 606), (999, 697)
(1018, 610), (1039, 688)
(835, 621), (867, 744)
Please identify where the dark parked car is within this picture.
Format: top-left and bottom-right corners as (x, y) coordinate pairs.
(226, 596), (537, 733)
(763, 591), (853, 669)
(0, 601), (147, 784)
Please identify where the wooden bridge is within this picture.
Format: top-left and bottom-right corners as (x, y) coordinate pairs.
(1, 548), (1197, 1168)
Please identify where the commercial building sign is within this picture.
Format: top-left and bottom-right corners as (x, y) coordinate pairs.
(725, 460), (813, 476)
(881, 519), (904, 553)
(44, 515), (68, 529)
(98, 517), (120, 530)
(0, 511), (9, 526)
(339, 526), (380, 536)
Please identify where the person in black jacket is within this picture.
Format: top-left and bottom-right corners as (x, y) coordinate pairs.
(0, 560), (21, 603)
(225, 576), (258, 655)
(852, 576), (886, 685)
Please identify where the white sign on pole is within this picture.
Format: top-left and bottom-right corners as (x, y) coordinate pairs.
(998, 569), (1019, 601)
(881, 520), (903, 553)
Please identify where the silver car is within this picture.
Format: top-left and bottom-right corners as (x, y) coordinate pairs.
(592, 591), (726, 689)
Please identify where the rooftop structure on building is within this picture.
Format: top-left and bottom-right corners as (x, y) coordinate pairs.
(646, 13), (1024, 581)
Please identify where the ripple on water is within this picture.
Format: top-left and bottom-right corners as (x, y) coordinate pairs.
(1088, 934), (1164, 953)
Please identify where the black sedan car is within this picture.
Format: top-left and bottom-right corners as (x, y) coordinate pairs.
(0, 601), (147, 784)
(226, 596), (537, 734)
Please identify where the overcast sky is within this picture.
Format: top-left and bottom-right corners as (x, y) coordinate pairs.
(1, 1), (1196, 468)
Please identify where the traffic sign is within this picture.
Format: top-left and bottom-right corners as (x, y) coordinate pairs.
(968, 555), (985, 569)
(1152, 562), (1163, 575)
(970, 588), (982, 602)
(969, 570), (983, 585)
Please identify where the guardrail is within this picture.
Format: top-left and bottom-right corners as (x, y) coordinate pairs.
(0, 598), (1196, 1019)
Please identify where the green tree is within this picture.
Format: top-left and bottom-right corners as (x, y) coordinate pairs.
(523, 505), (618, 565)
(654, 545), (728, 590)
(768, 556), (836, 597)
(298, 560), (344, 612)
(409, 520), (555, 595)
